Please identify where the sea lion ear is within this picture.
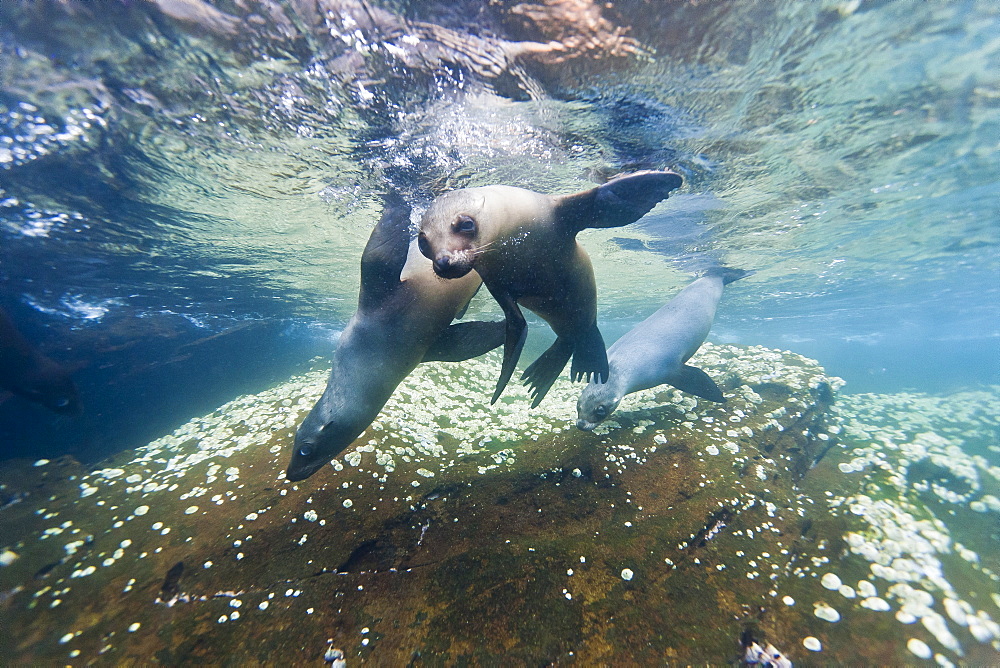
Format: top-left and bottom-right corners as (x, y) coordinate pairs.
(470, 194), (486, 216)
(553, 170), (683, 234)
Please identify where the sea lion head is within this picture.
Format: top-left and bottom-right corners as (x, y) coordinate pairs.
(19, 361), (82, 416)
(286, 413), (359, 482)
(286, 381), (369, 482)
(417, 189), (486, 279)
(575, 381), (622, 431)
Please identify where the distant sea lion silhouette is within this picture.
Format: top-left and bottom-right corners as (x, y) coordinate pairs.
(0, 307), (81, 415)
(287, 193), (505, 482)
(417, 170), (683, 407)
(576, 267), (752, 431)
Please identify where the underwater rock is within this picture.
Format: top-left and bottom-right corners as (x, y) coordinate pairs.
(1, 344), (998, 663)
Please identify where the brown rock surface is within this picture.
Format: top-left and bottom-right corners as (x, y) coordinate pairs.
(3, 344), (996, 664)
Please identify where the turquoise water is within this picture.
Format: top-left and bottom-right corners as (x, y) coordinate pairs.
(0, 1), (998, 662)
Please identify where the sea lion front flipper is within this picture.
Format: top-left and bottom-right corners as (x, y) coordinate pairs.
(422, 320), (505, 362)
(488, 287), (527, 404)
(520, 336), (574, 408)
(454, 282), (482, 320)
(569, 322), (610, 384)
(669, 364), (725, 402)
(553, 170), (684, 234)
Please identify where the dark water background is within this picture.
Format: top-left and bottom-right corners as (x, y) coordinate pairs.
(1, 0), (997, 464)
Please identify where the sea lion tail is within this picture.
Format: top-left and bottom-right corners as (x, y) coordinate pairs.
(704, 266), (754, 285)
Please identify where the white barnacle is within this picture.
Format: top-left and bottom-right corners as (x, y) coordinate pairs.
(821, 572), (842, 590)
(860, 596), (891, 612)
(906, 638), (931, 659)
(813, 602), (840, 622)
(620, 568), (634, 581)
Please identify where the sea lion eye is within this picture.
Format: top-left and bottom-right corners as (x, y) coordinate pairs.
(595, 405), (607, 419)
(453, 215), (476, 235)
(299, 444), (313, 457)
(417, 233), (432, 259)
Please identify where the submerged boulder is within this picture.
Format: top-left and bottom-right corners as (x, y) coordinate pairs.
(1, 344), (996, 663)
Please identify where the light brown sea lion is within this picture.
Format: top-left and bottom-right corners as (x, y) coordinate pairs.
(417, 170), (683, 407)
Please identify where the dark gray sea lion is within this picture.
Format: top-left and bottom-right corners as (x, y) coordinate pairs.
(286, 193), (505, 482)
(0, 307), (81, 415)
(417, 170), (683, 407)
(576, 267), (752, 431)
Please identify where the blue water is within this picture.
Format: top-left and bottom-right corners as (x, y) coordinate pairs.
(0, 0), (998, 463)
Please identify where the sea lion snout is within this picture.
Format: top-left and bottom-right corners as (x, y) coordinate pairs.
(576, 418), (596, 432)
(418, 230), (475, 279)
(432, 254), (473, 279)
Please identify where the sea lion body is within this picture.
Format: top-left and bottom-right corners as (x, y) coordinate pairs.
(426, 184), (599, 341)
(576, 267), (751, 431)
(287, 195), (504, 482)
(0, 308), (81, 415)
(418, 171), (683, 407)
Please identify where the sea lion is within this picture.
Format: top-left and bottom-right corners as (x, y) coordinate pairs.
(575, 267), (751, 431)
(286, 193), (505, 482)
(0, 307), (81, 415)
(417, 170), (683, 407)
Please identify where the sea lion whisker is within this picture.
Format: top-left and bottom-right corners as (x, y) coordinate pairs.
(470, 239), (499, 256)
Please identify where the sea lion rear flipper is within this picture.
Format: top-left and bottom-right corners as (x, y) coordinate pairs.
(703, 266), (755, 285)
(553, 170), (683, 234)
(422, 320), (505, 362)
(488, 288), (527, 404)
(569, 323), (610, 384)
(670, 364), (725, 402)
(358, 191), (413, 309)
(520, 337), (574, 408)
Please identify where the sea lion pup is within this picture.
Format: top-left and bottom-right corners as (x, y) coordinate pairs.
(576, 267), (752, 431)
(286, 193), (505, 482)
(417, 170), (683, 407)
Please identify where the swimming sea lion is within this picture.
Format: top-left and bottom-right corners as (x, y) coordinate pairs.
(286, 193), (505, 482)
(0, 307), (81, 415)
(417, 170), (683, 407)
(576, 267), (751, 431)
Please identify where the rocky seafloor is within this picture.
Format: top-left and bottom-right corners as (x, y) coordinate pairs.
(1, 343), (998, 665)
